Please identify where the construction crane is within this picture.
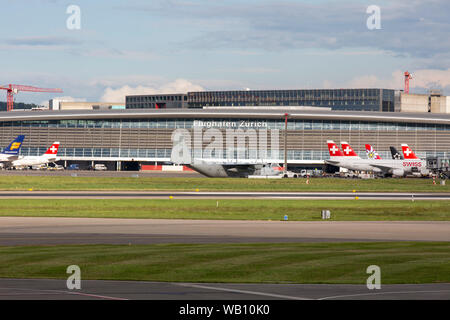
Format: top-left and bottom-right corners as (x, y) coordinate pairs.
(404, 71), (412, 94)
(0, 84), (63, 111)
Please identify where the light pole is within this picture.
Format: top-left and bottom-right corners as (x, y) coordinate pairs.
(284, 113), (289, 174)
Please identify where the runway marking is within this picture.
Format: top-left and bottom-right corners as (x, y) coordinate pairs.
(64, 291), (129, 300)
(176, 283), (312, 300)
(0, 286), (128, 300)
(318, 289), (450, 300)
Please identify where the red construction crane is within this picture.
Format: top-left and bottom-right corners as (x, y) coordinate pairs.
(404, 71), (412, 94)
(0, 84), (63, 111)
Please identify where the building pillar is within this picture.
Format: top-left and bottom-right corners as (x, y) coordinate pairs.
(284, 113), (289, 173)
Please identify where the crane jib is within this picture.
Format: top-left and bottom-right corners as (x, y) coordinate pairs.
(0, 83), (63, 111)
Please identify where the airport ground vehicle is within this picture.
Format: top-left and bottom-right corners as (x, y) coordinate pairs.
(31, 164), (46, 170)
(47, 163), (64, 171)
(67, 164), (80, 170)
(94, 164), (107, 171)
(282, 171), (299, 178)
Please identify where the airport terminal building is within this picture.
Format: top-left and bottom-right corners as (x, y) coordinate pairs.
(0, 108), (449, 171)
(126, 88), (396, 112)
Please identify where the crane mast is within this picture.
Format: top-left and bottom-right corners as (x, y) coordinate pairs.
(404, 71), (412, 94)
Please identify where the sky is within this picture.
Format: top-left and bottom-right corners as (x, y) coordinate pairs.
(0, 0), (449, 104)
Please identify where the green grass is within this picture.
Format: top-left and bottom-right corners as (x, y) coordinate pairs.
(0, 242), (448, 284)
(0, 176), (448, 192)
(0, 199), (449, 220)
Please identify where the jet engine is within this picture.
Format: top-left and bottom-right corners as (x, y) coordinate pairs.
(392, 168), (405, 177)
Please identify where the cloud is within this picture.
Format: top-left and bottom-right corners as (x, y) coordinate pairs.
(5, 36), (82, 47)
(215, 67), (281, 74)
(134, 0), (450, 69)
(89, 75), (165, 88)
(68, 48), (158, 61)
(410, 68), (450, 89)
(100, 79), (204, 102)
(325, 68), (450, 95)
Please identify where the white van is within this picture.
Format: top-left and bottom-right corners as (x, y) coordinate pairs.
(94, 164), (107, 171)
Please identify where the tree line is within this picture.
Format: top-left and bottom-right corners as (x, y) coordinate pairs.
(0, 101), (42, 111)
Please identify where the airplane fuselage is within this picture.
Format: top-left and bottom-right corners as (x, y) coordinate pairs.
(11, 156), (59, 168)
(188, 159), (280, 178)
(325, 157), (428, 176)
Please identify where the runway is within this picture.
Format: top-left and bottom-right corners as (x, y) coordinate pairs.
(0, 217), (449, 245)
(1, 210), (448, 300)
(1, 217), (448, 300)
(1, 191), (450, 200)
(0, 278), (448, 300)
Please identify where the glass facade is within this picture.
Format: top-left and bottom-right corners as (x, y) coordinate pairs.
(126, 89), (395, 112)
(0, 116), (449, 161)
(2, 118), (447, 131)
(126, 94), (187, 109)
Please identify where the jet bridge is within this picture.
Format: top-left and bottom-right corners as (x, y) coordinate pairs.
(426, 157), (450, 179)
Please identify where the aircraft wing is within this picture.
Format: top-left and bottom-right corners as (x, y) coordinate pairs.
(0, 156), (17, 163)
(369, 163), (392, 172)
(193, 159), (272, 166)
(222, 164), (258, 169)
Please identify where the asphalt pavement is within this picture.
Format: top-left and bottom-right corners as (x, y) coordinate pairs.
(0, 217), (449, 245)
(0, 191), (450, 199)
(0, 279), (448, 300)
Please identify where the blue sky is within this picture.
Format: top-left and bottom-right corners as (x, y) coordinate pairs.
(1, 0), (449, 104)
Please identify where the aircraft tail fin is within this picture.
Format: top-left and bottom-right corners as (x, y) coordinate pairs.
(327, 140), (344, 158)
(390, 146), (404, 160)
(2, 135), (25, 155)
(43, 142), (60, 157)
(365, 144), (382, 159)
(401, 144), (419, 159)
(340, 141), (360, 158)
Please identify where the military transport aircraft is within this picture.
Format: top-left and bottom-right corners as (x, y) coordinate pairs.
(170, 138), (282, 178)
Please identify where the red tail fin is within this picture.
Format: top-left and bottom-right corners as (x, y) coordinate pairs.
(401, 144), (418, 159)
(327, 140), (344, 157)
(340, 141), (359, 157)
(44, 142), (60, 155)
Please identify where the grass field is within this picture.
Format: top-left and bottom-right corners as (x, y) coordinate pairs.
(0, 176), (448, 192)
(0, 199), (449, 220)
(0, 242), (448, 284)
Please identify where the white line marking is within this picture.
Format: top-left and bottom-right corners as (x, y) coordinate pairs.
(318, 290), (450, 300)
(176, 283), (311, 300)
(64, 291), (128, 300)
(0, 286), (128, 300)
